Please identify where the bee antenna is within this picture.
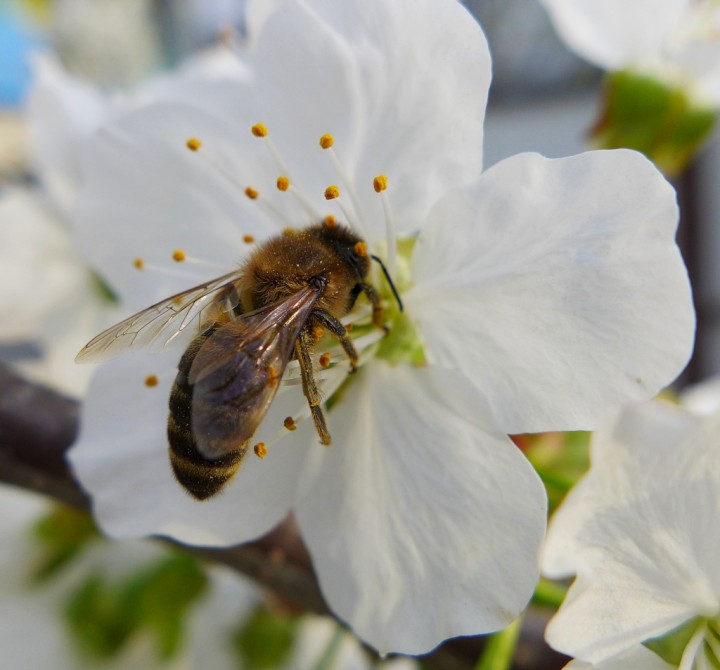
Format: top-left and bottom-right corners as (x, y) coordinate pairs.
(370, 254), (404, 312)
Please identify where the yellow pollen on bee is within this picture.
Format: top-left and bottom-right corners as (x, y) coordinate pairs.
(324, 185), (340, 200)
(244, 186), (259, 199)
(373, 174), (388, 193)
(243, 234), (255, 244)
(319, 352), (331, 368)
(253, 442), (268, 459)
(172, 249), (187, 262)
(319, 133), (335, 149)
(186, 137), (202, 151)
(133, 257), (145, 270)
(311, 325), (325, 342)
(323, 214), (337, 228)
(251, 123), (268, 137)
(283, 416), (297, 431)
(353, 241), (368, 258)
(282, 227), (297, 236)
(144, 374), (159, 387)
(276, 176), (290, 191)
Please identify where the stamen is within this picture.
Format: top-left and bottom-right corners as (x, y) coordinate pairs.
(253, 442), (268, 459)
(172, 249), (187, 263)
(283, 416), (297, 431)
(186, 137), (202, 151)
(243, 234), (255, 244)
(373, 174), (397, 276)
(319, 352), (332, 368)
(144, 374), (159, 387)
(324, 184), (360, 231)
(276, 176), (290, 192)
(244, 186), (259, 199)
(324, 185), (340, 200)
(251, 123), (268, 137)
(323, 214), (337, 228)
(318, 133), (366, 235)
(133, 258), (145, 271)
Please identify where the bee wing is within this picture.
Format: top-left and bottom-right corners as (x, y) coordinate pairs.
(188, 284), (323, 458)
(75, 269), (245, 364)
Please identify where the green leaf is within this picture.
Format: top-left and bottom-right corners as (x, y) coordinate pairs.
(231, 605), (298, 669)
(30, 505), (99, 583)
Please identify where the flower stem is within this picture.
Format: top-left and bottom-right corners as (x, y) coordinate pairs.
(473, 616), (523, 670)
(532, 578), (567, 609)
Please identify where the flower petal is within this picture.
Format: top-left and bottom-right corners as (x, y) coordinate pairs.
(294, 362), (547, 655)
(564, 645), (673, 670)
(408, 149), (694, 433)
(68, 348), (322, 545)
(542, 401), (699, 579)
(538, 0), (691, 71)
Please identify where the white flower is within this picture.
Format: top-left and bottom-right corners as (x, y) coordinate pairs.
(543, 398), (720, 668)
(69, 0), (693, 655)
(538, 0), (720, 105)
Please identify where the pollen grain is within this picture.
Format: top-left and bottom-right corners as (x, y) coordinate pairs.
(319, 352), (331, 368)
(253, 442), (268, 459)
(243, 234), (255, 244)
(323, 214), (337, 228)
(133, 257), (145, 270)
(144, 374), (159, 387)
(319, 133), (335, 149)
(244, 186), (259, 200)
(276, 176), (290, 192)
(283, 416), (297, 431)
(172, 249), (187, 262)
(186, 137), (202, 151)
(353, 241), (368, 258)
(373, 174), (388, 193)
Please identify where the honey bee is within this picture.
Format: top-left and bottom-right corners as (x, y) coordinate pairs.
(76, 222), (392, 500)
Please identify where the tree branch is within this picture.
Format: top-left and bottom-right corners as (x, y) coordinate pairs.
(0, 362), (568, 670)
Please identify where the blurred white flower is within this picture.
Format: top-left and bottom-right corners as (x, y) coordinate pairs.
(67, 0), (694, 656)
(543, 397), (720, 668)
(539, 0), (720, 105)
(0, 48), (250, 396)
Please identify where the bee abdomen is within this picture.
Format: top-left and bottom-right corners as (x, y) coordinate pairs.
(167, 344), (247, 500)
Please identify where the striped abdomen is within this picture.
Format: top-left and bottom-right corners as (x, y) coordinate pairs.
(167, 330), (247, 500)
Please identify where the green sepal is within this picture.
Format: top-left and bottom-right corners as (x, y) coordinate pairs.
(643, 616), (703, 665)
(592, 70), (717, 176)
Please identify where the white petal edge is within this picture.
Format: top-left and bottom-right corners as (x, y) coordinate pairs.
(408, 149), (694, 434)
(295, 362), (547, 655)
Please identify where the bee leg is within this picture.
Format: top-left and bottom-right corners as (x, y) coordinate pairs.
(310, 311), (359, 372)
(358, 283), (387, 334)
(294, 328), (332, 445)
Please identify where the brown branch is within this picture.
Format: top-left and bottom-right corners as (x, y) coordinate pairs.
(0, 362), (568, 670)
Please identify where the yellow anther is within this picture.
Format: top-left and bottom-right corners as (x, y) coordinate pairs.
(283, 416), (297, 431)
(244, 186), (259, 200)
(186, 137), (202, 151)
(277, 176), (290, 192)
(133, 257), (145, 270)
(323, 214), (337, 228)
(172, 249), (187, 262)
(253, 442), (268, 459)
(283, 227), (296, 236)
(251, 123), (268, 137)
(353, 241), (368, 258)
(319, 133), (335, 149)
(144, 374), (159, 387)
(319, 352), (331, 368)
(373, 174), (388, 193)
(243, 234), (255, 244)
(324, 185), (340, 200)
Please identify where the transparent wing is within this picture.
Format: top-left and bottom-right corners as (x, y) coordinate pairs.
(188, 284), (323, 458)
(75, 269), (245, 364)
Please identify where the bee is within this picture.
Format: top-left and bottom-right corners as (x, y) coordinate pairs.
(76, 222), (394, 500)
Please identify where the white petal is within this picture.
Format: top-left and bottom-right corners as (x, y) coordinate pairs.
(564, 645), (673, 670)
(75, 102), (275, 312)
(538, 0), (691, 71)
(244, 0), (491, 240)
(542, 400), (699, 579)
(408, 150), (694, 433)
(295, 363), (547, 655)
(68, 348), (321, 546)
(545, 408), (720, 663)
